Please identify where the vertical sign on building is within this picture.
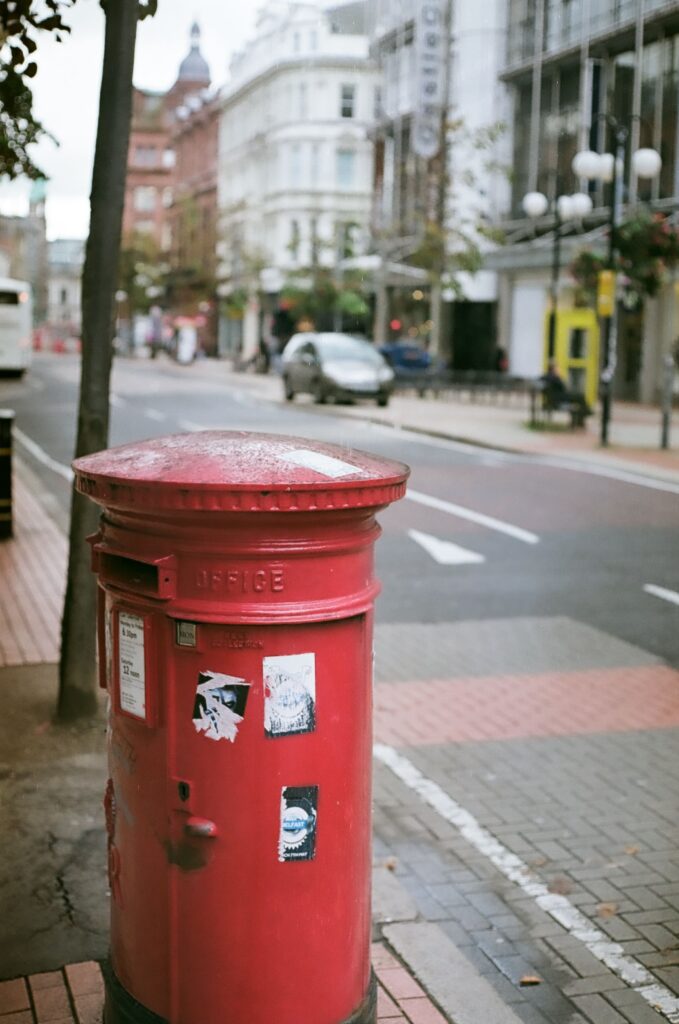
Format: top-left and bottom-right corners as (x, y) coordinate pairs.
(412, 0), (448, 159)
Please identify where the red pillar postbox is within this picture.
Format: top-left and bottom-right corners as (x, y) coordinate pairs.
(73, 431), (409, 1024)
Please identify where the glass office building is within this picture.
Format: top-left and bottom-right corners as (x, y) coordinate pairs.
(494, 0), (679, 400)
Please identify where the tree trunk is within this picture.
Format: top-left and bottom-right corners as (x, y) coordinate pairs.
(57, 0), (140, 720)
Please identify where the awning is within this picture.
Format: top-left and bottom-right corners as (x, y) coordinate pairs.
(340, 255), (429, 288)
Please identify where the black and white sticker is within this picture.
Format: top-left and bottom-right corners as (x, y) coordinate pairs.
(278, 785), (318, 862)
(192, 671), (250, 742)
(263, 653), (316, 737)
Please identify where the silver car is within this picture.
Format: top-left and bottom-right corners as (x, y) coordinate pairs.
(281, 332), (394, 407)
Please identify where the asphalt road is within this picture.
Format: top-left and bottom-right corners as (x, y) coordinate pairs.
(2, 352), (677, 667)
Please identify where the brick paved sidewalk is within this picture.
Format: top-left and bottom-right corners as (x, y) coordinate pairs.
(0, 470), (66, 667)
(372, 620), (679, 1024)
(0, 948), (447, 1024)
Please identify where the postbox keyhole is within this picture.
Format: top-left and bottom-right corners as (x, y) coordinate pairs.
(178, 781), (190, 802)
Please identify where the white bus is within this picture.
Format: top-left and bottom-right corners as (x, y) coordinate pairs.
(0, 277), (33, 376)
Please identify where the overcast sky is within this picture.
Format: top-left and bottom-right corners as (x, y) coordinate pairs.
(0, 0), (261, 239)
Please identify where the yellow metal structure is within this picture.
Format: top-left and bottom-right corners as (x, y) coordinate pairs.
(597, 270), (616, 317)
(544, 308), (600, 409)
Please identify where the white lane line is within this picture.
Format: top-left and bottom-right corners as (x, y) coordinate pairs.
(13, 428), (74, 482)
(536, 456), (679, 497)
(644, 584), (679, 608)
(374, 744), (679, 1024)
(145, 408), (167, 422)
(408, 529), (485, 565)
(406, 488), (539, 545)
(109, 393), (127, 408)
(365, 422), (679, 494)
(177, 419), (204, 432)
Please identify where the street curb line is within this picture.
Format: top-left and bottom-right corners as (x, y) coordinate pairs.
(383, 921), (524, 1024)
(375, 744), (679, 1024)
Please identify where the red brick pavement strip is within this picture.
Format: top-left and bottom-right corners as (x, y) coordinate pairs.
(0, 474), (66, 668)
(0, 951), (448, 1024)
(375, 663), (679, 746)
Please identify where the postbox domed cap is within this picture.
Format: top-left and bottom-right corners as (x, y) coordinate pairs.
(73, 431), (409, 513)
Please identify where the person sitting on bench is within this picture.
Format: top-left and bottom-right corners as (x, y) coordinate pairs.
(539, 362), (591, 424)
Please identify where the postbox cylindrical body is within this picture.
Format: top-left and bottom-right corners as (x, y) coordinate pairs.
(74, 431), (408, 1024)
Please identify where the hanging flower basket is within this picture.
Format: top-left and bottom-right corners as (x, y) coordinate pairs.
(570, 213), (679, 305)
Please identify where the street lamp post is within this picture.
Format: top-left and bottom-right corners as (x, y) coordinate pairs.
(522, 189), (593, 360)
(573, 126), (661, 446)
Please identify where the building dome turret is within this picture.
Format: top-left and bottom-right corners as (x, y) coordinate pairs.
(177, 22), (210, 84)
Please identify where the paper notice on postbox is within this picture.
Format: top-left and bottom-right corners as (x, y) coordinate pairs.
(118, 612), (146, 719)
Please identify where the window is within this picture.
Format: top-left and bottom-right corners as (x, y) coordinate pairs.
(338, 222), (358, 259)
(290, 144), (302, 185)
(293, 31), (301, 52)
(310, 143), (320, 184)
(310, 217), (320, 265)
(60, 287), (68, 305)
(289, 219), (300, 260)
(134, 146), (157, 167)
(162, 149), (176, 169)
(336, 149), (355, 188)
(340, 84), (355, 118)
(134, 186), (157, 212)
(299, 82), (307, 119)
(143, 94), (162, 115)
(309, 29), (318, 51)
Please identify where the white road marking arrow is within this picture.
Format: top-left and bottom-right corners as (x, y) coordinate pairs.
(408, 529), (485, 565)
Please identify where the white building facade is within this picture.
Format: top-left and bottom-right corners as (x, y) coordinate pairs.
(45, 239), (85, 342)
(217, 0), (377, 359)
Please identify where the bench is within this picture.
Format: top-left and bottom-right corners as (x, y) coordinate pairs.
(529, 383), (589, 429)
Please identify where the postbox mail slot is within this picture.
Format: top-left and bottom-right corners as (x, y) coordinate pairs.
(98, 550), (177, 599)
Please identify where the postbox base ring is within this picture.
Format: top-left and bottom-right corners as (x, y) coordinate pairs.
(102, 962), (164, 1024)
(103, 960), (377, 1024)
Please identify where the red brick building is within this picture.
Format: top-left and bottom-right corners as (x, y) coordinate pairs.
(122, 22), (211, 253)
(121, 23), (220, 349)
(169, 94), (219, 285)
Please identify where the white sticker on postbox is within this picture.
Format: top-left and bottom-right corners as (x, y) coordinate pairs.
(118, 612), (146, 719)
(280, 449), (364, 479)
(264, 653), (316, 737)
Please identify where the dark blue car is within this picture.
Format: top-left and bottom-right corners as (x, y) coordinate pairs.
(379, 342), (433, 376)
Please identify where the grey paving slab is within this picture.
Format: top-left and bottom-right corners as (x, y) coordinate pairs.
(383, 921), (526, 1024)
(374, 617), (660, 682)
(372, 865), (419, 927)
